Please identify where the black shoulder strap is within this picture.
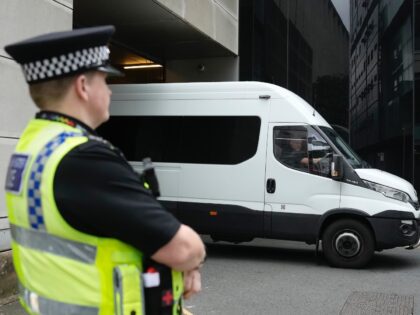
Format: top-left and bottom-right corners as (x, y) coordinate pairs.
(86, 135), (127, 160)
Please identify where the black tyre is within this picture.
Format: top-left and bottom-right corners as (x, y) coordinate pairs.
(322, 219), (375, 268)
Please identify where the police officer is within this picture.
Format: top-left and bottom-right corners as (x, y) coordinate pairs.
(4, 25), (206, 315)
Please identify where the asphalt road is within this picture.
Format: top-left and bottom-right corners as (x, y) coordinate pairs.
(184, 237), (420, 315)
(2, 237), (420, 315)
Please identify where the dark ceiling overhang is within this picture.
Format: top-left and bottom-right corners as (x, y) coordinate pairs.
(73, 0), (236, 63)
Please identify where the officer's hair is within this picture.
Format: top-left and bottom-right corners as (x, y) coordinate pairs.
(29, 72), (95, 108)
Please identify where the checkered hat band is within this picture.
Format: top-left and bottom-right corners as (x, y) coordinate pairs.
(22, 45), (110, 83)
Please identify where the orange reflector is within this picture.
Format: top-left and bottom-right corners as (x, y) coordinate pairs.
(209, 210), (218, 216)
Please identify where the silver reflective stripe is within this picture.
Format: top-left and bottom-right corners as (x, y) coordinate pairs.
(114, 267), (146, 315)
(113, 268), (124, 315)
(19, 282), (99, 315)
(11, 224), (97, 264)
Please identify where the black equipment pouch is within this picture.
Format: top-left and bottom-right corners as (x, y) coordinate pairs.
(142, 258), (183, 315)
(139, 157), (161, 197)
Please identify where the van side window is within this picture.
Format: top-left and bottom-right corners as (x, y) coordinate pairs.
(274, 126), (309, 172)
(97, 116), (261, 165)
(273, 126), (332, 177)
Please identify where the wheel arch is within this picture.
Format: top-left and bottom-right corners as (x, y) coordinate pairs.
(318, 209), (375, 242)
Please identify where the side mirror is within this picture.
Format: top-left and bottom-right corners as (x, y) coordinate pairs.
(331, 154), (344, 180)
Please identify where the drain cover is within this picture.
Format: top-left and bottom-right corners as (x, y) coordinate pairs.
(340, 291), (413, 315)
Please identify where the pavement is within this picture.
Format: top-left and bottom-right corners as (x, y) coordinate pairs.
(0, 299), (25, 315)
(1, 238), (419, 315)
(0, 301), (198, 315)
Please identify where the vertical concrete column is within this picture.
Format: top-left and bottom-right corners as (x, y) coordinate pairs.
(0, 0), (73, 304)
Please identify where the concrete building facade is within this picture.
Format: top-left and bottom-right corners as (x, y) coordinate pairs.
(0, 0), (73, 252)
(74, 0), (239, 84)
(0, 0), (73, 303)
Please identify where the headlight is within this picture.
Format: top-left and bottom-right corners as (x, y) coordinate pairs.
(363, 180), (411, 203)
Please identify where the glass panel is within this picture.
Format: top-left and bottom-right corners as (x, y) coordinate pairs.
(274, 126), (309, 172)
(273, 125), (332, 177)
(97, 116), (261, 165)
(379, 0), (405, 33)
(180, 116), (261, 164)
(320, 126), (365, 169)
(416, 1), (420, 50)
(415, 73), (420, 189)
(239, 0), (349, 127)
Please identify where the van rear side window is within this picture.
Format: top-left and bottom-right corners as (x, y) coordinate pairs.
(97, 116), (261, 164)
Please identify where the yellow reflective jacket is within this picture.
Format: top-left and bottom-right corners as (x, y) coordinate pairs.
(5, 118), (183, 315)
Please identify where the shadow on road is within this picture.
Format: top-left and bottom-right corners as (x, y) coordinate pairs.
(369, 251), (419, 270)
(205, 241), (419, 270)
(205, 242), (321, 266)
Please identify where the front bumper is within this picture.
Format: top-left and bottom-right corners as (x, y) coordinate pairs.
(367, 216), (419, 250)
(406, 237), (420, 249)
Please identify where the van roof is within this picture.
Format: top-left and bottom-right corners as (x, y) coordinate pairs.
(110, 81), (299, 100)
(109, 81), (331, 128)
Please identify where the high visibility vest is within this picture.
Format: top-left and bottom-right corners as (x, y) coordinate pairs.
(5, 118), (183, 315)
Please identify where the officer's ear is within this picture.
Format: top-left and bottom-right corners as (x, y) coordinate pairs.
(74, 73), (90, 102)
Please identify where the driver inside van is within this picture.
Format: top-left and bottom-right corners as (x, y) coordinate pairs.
(280, 138), (310, 170)
(276, 135), (322, 172)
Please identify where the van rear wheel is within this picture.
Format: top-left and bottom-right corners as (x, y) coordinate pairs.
(322, 219), (374, 268)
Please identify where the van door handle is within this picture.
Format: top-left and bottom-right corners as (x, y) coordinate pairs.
(266, 178), (276, 193)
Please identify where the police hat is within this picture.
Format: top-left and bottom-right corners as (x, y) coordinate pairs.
(4, 25), (122, 84)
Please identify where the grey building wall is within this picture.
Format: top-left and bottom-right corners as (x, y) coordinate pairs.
(166, 56), (239, 82)
(0, 0), (73, 251)
(160, 0), (239, 82)
(156, 0), (238, 55)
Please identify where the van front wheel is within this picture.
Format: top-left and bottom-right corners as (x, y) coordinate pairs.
(322, 219), (374, 268)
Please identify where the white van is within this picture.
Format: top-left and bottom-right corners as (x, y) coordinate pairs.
(100, 82), (420, 268)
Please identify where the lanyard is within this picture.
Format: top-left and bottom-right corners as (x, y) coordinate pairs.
(36, 111), (92, 135)
(36, 111), (126, 160)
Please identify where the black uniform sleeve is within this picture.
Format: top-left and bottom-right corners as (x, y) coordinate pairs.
(53, 140), (181, 256)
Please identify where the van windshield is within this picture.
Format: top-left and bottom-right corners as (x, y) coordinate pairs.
(319, 126), (366, 169)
